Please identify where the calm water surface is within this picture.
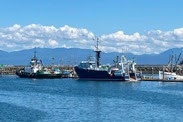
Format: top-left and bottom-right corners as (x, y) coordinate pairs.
(0, 75), (183, 122)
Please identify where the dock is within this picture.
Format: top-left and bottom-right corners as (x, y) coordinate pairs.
(141, 77), (183, 82)
(0, 65), (78, 78)
(0, 64), (164, 75)
(1, 64), (183, 82)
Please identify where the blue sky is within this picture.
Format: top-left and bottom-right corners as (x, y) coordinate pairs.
(0, 0), (183, 35)
(0, 0), (183, 54)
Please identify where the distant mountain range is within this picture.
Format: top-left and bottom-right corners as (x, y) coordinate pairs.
(0, 47), (183, 65)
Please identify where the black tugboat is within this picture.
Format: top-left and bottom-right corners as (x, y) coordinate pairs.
(16, 48), (63, 79)
(74, 37), (141, 81)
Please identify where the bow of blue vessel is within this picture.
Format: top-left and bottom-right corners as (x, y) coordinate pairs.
(74, 37), (141, 81)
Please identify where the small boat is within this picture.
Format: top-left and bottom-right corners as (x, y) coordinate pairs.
(62, 70), (73, 78)
(159, 71), (183, 80)
(16, 49), (63, 79)
(159, 53), (183, 81)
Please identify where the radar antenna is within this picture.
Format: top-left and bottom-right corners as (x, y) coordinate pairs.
(33, 47), (37, 59)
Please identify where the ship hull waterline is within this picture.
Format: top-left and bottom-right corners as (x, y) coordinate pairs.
(74, 66), (132, 81)
(16, 71), (62, 79)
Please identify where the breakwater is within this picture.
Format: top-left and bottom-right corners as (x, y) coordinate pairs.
(0, 65), (168, 75)
(0, 65), (75, 75)
(136, 64), (167, 74)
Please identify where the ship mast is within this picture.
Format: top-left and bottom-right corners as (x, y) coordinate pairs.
(52, 57), (55, 67)
(34, 47), (37, 59)
(94, 37), (101, 68)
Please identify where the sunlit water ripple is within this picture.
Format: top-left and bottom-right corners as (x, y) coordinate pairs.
(0, 75), (183, 122)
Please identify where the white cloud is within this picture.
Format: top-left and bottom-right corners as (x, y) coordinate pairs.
(100, 28), (183, 54)
(0, 24), (183, 54)
(0, 24), (94, 51)
(102, 31), (145, 42)
(48, 39), (58, 47)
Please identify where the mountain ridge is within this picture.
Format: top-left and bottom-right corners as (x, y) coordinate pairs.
(0, 47), (183, 65)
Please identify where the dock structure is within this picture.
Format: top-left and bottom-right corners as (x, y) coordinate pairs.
(1, 64), (183, 82)
(136, 64), (167, 74)
(141, 78), (183, 82)
(0, 66), (21, 75)
(0, 65), (78, 78)
(0, 64), (168, 75)
(141, 72), (183, 82)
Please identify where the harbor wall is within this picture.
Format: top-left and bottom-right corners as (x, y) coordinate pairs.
(0, 65), (74, 75)
(0, 65), (168, 75)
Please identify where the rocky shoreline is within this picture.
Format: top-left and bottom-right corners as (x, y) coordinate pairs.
(0, 65), (171, 75)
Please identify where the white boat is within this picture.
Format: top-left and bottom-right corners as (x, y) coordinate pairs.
(159, 53), (183, 81)
(159, 71), (183, 80)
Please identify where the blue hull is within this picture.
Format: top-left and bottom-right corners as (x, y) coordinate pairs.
(74, 66), (127, 81)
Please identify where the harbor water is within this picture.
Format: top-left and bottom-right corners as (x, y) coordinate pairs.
(0, 75), (183, 122)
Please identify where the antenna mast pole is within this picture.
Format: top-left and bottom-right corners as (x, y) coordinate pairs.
(94, 37), (101, 68)
(34, 47), (37, 58)
(52, 57), (55, 67)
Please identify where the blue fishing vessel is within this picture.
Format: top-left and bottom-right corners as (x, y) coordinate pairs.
(74, 37), (141, 81)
